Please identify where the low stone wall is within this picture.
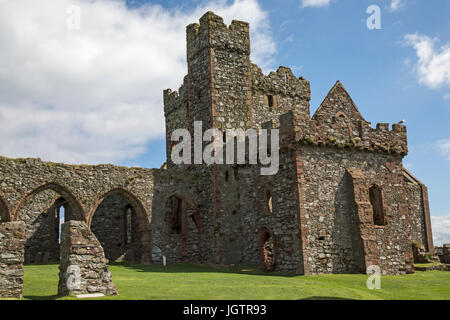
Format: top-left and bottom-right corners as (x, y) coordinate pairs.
(0, 222), (25, 298)
(439, 244), (450, 264)
(58, 220), (118, 296)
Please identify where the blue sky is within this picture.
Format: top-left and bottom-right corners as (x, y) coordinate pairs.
(125, 0), (450, 218)
(0, 0), (448, 243)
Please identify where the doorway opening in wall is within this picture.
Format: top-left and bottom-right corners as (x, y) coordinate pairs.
(91, 194), (141, 263)
(260, 229), (276, 272)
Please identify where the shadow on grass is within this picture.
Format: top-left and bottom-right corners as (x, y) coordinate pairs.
(300, 296), (356, 300)
(22, 294), (60, 300)
(110, 262), (299, 278)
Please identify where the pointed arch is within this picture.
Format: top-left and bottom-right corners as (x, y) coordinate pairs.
(0, 191), (11, 222)
(11, 182), (85, 222)
(88, 188), (151, 263)
(87, 188), (149, 228)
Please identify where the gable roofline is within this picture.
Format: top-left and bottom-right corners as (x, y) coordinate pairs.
(312, 80), (366, 122)
(403, 167), (424, 185)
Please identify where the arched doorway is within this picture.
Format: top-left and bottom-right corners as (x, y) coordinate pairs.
(14, 184), (83, 263)
(259, 228), (276, 272)
(89, 189), (149, 264)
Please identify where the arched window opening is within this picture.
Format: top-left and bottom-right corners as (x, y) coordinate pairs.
(58, 205), (65, 244)
(52, 197), (75, 245)
(369, 185), (385, 226)
(265, 190), (273, 214)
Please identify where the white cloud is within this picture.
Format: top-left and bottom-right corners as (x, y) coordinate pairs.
(390, 0), (405, 12)
(437, 139), (450, 161)
(0, 0), (275, 165)
(403, 33), (450, 90)
(301, 0), (331, 8)
(431, 214), (450, 246)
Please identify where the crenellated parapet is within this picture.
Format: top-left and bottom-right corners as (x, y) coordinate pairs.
(297, 118), (407, 155)
(251, 65), (310, 100)
(163, 75), (188, 116)
(186, 11), (250, 61)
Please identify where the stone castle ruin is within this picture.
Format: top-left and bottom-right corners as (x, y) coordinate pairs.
(0, 12), (435, 297)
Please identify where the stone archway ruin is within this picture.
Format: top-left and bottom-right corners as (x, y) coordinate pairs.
(12, 183), (85, 264)
(88, 188), (151, 264)
(12, 182), (85, 223)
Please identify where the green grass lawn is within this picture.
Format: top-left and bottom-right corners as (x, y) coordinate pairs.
(18, 263), (450, 300)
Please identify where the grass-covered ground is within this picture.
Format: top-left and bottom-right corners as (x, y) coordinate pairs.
(19, 263), (450, 300)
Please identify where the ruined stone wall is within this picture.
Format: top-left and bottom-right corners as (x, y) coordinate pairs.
(299, 146), (412, 274)
(250, 66), (311, 129)
(164, 77), (189, 168)
(150, 169), (206, 264)
(212, 115), (306, 273)
(0, 156), (155, 263)
(58, 220), (117, 296)
(0, 221), (25, 298)
(214, 164), (247, 265)
(440, 244), (450, 264)
(406, 182), (428, 250)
